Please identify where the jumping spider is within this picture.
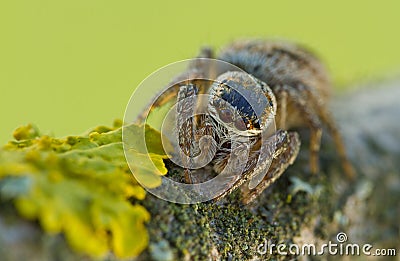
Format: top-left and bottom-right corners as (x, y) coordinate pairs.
(142, 39), (355, 204)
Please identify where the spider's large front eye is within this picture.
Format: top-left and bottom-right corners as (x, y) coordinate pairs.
(234, 118), (247, 131)
(218, 109), (233, 123)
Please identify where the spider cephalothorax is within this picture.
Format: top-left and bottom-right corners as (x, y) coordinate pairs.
(208, 72), (276, 135)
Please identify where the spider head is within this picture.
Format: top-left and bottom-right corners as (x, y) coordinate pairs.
(208, 71), (276, 136)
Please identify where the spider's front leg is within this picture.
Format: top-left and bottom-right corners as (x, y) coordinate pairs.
(211, 130), (300, 203)
(176, 82), (217, 183)
(241, 129), (301, 204)
(275, 85), (323, 174)
(137, 47), (215, 123)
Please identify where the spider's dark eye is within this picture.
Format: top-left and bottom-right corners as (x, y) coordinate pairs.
(234, 118), (247, 131)
(218, 109), (233, 123)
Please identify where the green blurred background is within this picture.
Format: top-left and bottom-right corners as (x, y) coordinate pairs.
(1, 1), (399, 145)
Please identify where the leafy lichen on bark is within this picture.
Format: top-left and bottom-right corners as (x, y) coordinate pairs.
(0, 121), (170, 259)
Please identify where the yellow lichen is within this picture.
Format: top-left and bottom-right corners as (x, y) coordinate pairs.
(0, 122), (168, 259)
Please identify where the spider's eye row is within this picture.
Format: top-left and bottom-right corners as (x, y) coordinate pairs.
(218, 109), (233, 123)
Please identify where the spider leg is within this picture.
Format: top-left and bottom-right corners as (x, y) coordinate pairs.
(176, 83), (218, 184)
(212, 130), (300, 203)
(177, 83), (199, 183)
(316, 105), (355, 178)
(241, 130), (301, 204)
(136, 76), (195, 123)
(278, 89), (288, 130)
(198, 46), (214, 59)
(296, 84), (356, 179)
(211, 140), (258, 202)
(275, 85), (323, 174)
(137, 47), (215, 123)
